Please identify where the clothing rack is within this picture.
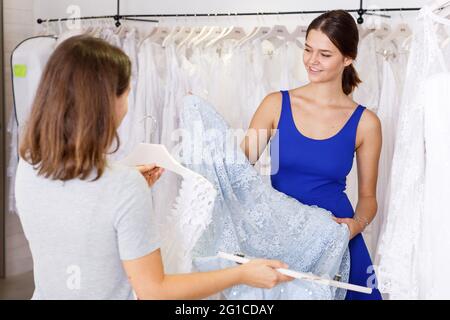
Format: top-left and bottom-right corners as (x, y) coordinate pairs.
(36, 0), (421, 27)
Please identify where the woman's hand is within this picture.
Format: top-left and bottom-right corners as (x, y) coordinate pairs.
(238, 259), (294, 289)
(137, 164), (164, 187)
(332, 217), (364, 240)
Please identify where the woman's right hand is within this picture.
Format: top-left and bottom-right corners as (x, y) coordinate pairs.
(238, 259), (294, 289)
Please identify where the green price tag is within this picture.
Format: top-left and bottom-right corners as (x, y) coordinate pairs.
(13, 64), (27, 78)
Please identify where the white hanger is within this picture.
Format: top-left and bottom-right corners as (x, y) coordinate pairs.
(234, 13), (263, 48)
(256, 24), (289, 50)
(259, 24), (290, 41)
(188, 25), (211, 47)
(171, 16), (192, 45)
(96, 18), (109, 37)
(177, 26), (202, 49)
(205, 13), (246, 48)
(429, 0), (450, 12)
(437, 4), (450, 17)
(83, 19), (94, 35)
(237, 26), (270, 47)
(206, 25), (246, 48)
(119, 143), (201, 179)
(380, 10), (412, 50)
(205, 24), (230, 47)
(287, 25), (306, 48)
(137, 25), (158, 47)
(190, 13), (218, 47)
(218, 25), (246, 42)
(162, 24), (182, 48)
(88, 19), (101, 36)
(373, 22), (391, 39)
(150, 24), (171, 45)
(172, 26), (191, 45)
(193, 25), (221, 47)
(218, 252), (373, 295)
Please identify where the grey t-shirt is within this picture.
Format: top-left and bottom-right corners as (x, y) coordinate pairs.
(15, 160), (160, 300)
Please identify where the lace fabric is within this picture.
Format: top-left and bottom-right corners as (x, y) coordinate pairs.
(377, 6), (450, 299)
(178, 95), (351, 300)
(159, 173), (217, 274)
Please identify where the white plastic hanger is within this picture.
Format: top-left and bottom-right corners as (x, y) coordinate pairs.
(97, 18), (109, 37)
(194, 25), (222, 47)
(151, 25), (171, 45)
(172, 17), (192, 46)
(258, 24), (290, 41)
(119, 143), (201, 179)
(206, 13), (247, 48)
(257, 14), (291, 50)
(189, 14), (218, 47)
(373, 22), (391, 39)
(235, 26), (270, 48)
(137, 26), (158, 47)
(380, 9), (412, 51)
(175, 26), (191, 43)
(162, 25), (182, 48)
(205, 25), (230, 47)
(88, 19), (101, 36)
(218, 25), (246, 41)
(234, 12), (265, 48)
(218, 252), (373, 295)
(429, 0), (450, 12)
(188, 25), (211, 47)
(177, 26), (200, 49)
(287, 25), (306, 48)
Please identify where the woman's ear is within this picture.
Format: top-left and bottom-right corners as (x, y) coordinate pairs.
(343, 56), (353, 67)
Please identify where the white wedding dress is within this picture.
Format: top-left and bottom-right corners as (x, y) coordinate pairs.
(377, 5), (450, 299)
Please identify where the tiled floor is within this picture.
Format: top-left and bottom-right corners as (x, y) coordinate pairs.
(0, 271), (34, 300)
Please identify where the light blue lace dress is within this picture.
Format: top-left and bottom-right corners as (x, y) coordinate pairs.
(179, 95), (350, 299)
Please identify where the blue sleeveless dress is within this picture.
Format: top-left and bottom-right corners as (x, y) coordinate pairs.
(270, 91), (382, 300)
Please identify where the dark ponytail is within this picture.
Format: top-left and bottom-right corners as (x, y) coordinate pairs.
(342, 64), (361, 95)
(306, 10), (362, 95)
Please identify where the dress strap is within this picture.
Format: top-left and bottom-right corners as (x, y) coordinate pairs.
(278, 90), (296, 131)
(346, 105), (366, 131)
(344, 105), (366, 147)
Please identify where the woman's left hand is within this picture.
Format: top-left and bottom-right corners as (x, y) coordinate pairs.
(332, 217), (364, 240)
(137, 164), (165, 187)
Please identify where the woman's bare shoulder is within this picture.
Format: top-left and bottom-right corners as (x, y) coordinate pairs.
(359, 107), (381, 133)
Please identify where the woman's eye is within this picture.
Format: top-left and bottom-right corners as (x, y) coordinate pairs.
(321, 54), (331, 57)
(304, 48), (311, 52)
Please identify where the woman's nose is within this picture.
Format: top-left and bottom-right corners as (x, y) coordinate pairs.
(308, 52), (320, 65)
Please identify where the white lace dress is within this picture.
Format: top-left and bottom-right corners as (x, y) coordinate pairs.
(377, 6), (450, 299)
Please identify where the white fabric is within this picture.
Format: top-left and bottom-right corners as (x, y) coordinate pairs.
(11, 36), (57, 132)
(377, 5), (450, 299)
(366, 58), (399, 258)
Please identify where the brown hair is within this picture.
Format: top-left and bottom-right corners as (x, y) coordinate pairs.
(306, 10), (362, 95)
(20, 35), (131, 181)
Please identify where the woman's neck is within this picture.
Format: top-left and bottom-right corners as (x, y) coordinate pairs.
(305, 80), (347, 107)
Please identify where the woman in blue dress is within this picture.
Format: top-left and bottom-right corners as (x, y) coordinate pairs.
(242, 10), (382, 300)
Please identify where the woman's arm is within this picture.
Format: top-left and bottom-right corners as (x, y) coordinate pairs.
(123, 249), (292, 300)
(333, 109), (382, 239)
(241, 92), (282, 164)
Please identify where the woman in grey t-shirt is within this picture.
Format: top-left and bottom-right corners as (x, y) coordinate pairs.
(15, 35), (292, 300)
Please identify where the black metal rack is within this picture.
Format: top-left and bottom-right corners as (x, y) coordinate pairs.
(36, 0), (422, 27)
